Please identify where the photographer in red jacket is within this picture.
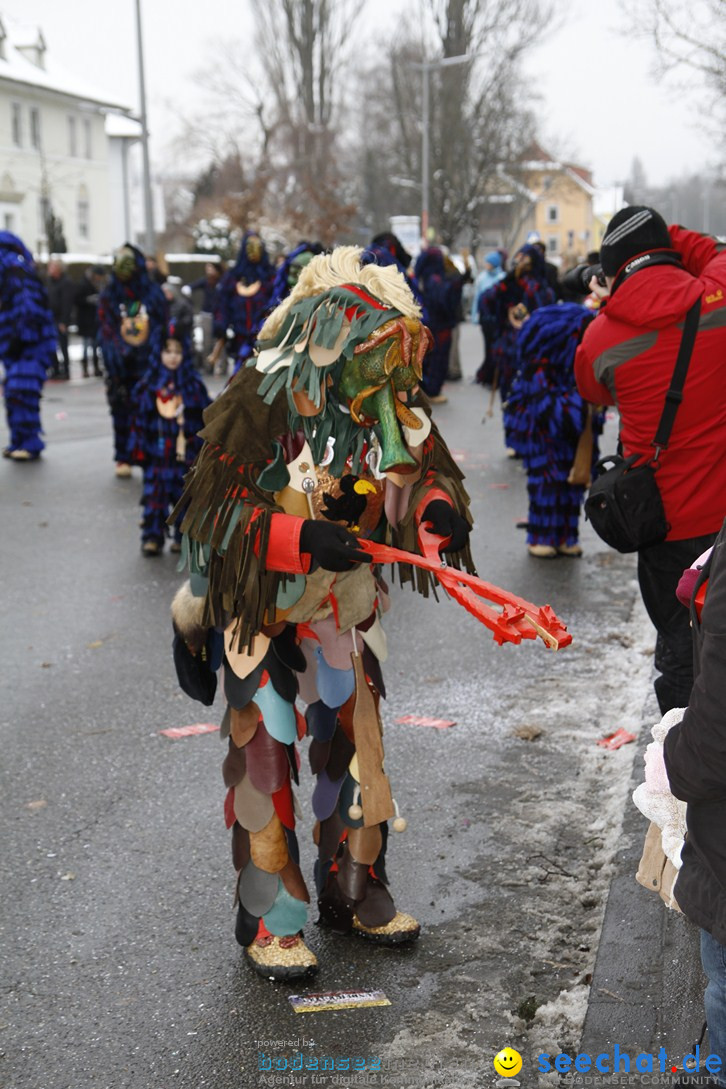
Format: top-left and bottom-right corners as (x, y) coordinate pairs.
(575, 207), (726, 714)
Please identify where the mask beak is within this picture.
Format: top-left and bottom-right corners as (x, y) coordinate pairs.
(364, 382), (418, 474)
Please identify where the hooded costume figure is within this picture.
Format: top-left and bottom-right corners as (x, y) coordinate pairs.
(478, 244), (556, 445)
(213, 231), (275, 375)
(268, 242), (325, 312)
(0, 232), (57, 460)
(97, 243), (168, 474)
(504, 303), (604, 556)
(170, 246), (474, 980)
(413, 247), (466, 399)
(362, 232), (422, 309)
(128, 319), (211, 554)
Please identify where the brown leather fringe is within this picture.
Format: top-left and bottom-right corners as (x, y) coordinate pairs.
(171, 395), (476, 647)
(392, 418), (475, 592)
(170, 444), (285, 651)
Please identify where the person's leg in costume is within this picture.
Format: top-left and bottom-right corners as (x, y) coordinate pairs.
(168, 463), (188, 551)
(556, 478), (585, 554)
(224, 628), (316, 979)
(526, 473), (558, 553)
(107, 354), (142, 470)
(299, 627), (415, 944)
(140, 463), (168, 553)
(228, 618), (417, 980)
(421, 329), (451, 399)
(109, 389), (132, 465)
(3, 360), (45, 458)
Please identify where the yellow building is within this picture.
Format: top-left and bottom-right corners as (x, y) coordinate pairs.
(508, 145), (596, 267)
(477, 145), (597, 269)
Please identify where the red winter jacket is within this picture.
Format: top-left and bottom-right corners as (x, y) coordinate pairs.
(575, 226), (726, 541)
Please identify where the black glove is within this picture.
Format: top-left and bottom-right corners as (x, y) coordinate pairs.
(299, 520), (372, 572)
(420, 499), (470, 553)
(461, 266), (474, 285)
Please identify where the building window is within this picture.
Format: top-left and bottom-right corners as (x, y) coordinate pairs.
(546, 203), (559, 224)
(547, 235), (559, 255)
(11, 102), (22, 146)
(78, 187), (90, 239)
(4, 212), (15, 232)
(30, 107), (41, 149)
(83, 118), (92, 159)
(68, 115), (77, 156)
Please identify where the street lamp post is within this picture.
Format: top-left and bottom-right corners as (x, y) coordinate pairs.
(421, 60), (430, 240)
(135, 0), (155, 256)
(412, 52), (476, 243)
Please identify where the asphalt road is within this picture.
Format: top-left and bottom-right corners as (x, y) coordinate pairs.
(1, 326), (657, 1089)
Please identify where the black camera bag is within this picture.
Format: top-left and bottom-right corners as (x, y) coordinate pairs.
(584, 298), (700, 553)
(585, 454), (667, 552)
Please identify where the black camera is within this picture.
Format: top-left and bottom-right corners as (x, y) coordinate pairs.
(562, 262), (606, 295)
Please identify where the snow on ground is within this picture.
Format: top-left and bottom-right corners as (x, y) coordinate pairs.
(365, 567), (656, 1088)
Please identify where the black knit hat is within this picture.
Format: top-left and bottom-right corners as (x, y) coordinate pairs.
(600, 206), (671, 277)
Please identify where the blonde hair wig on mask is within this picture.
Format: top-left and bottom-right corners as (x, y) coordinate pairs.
(258, 246), (421, 343)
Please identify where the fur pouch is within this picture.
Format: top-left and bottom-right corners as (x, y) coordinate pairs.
(171, 581), (208, 653)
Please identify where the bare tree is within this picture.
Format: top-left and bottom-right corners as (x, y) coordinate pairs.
(165, 3), (362, 248)
(625, 0), (726, 95)
(623, 0), (726, 151)
(250, 0), (363, 243)
(354, 0), (552, 248)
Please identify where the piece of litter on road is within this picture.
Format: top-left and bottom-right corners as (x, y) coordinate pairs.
(54, 411), (68, 420)
(26, 799), (47, 811)
(40, 662), (52, 668)
(513, 725), (543, 741)
(489, 482), (510, 489)
(597, 728), (636, 750)
(394, 715), (456, 729)
(60, 872), (76, 881)
(449, 449), (466, 463)
(160, 723), (219, 740)
(288, 990), (390, 1013)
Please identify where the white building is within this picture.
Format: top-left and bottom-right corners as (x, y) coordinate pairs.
(0, 15), (144, 258)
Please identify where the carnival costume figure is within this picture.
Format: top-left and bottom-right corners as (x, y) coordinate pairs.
(128, 319), (211, 556)
(478, 244), (556, 432)
(211, 231), (275, 376)
(504, 303), (603, 557)
(268, 242), (324, 312)
(97, 244), (168, 477)
(0, 232), (57, 461)
(413, 247), (467, 401)
(362, 232), (422, 308)
(171, 247), (474, 980)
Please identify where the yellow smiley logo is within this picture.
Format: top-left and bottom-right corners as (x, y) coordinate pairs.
(493, 1047), (523, 1077)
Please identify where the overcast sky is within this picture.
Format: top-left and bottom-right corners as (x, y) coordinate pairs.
(0, 0), (718, 190)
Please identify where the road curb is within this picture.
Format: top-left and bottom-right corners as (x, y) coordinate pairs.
(574, 712), (707, 1078)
